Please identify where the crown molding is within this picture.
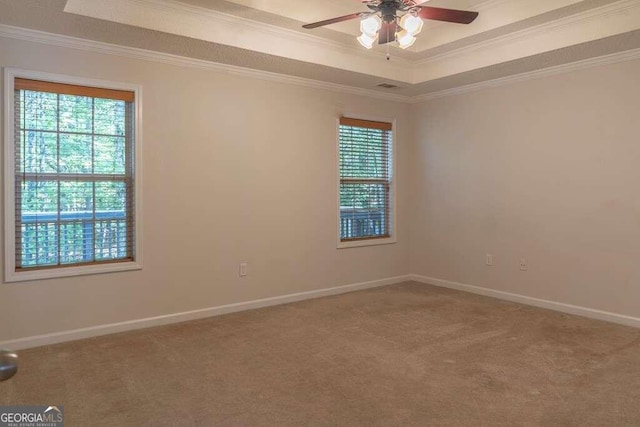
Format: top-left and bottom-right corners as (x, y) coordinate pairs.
(60, 0), (640, 86)
(0, 25), (410, 103)
(412, 0), (536, 44)
(1, 24), (639, 105)
(63, 0), (415, 82)
(411, 0), (585, 55)
(130, 0), (393, 60)
(414, 0), (640, 66)
(409, 46), (640, 103)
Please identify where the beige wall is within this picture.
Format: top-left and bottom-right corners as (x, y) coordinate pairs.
(2, 34), (639, 344)
(410, 58), (640, 318)
(0, 37), (411, 341)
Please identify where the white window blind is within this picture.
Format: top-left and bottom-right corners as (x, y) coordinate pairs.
(339, 117), (393, 242)
(13, 78), (136, 271)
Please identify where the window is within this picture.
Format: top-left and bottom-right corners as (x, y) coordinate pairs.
(4, 70), (142, 282)
(338, 116), (394, 247)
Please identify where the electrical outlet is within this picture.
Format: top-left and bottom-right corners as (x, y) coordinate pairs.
(519, 258), (527, 271)
(239, 262), (248, 277)
(486, 254), (493, 266)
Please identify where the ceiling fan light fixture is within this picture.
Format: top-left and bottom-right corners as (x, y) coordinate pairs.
(360, 15), (382, 37)
(302, 2), (478, 54)
(357, 32), (377, 49)
(397, 30), (416, 49)
(399, 13), (423, 36)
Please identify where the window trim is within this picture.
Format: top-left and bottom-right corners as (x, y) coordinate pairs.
(3, 68), (143, 282)
(336, 114), (397, 249)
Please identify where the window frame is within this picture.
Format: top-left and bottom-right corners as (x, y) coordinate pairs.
(336, 114), (397, 249)
(3, 68), (143, 282)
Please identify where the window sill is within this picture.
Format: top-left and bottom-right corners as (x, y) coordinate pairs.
(5, 261), (142, 283)
(337, 236), (396, 249)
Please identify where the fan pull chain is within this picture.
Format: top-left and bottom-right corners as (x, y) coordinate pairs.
(386, 23), (391, 60)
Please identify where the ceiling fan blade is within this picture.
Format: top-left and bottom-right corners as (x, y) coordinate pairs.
(378, 21), (397, 44)
(302, 13), (365, 29)
(417, 6), (479, 24)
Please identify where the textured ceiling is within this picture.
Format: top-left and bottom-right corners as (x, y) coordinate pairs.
(1, 0), (639, 97)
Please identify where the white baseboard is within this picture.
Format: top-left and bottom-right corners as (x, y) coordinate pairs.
(4, 273), (638, 350)
(410, 274), (640, 329)
(0, 274), (411, 350)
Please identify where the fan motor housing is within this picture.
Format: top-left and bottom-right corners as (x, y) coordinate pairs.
(377, 0), (408, 22)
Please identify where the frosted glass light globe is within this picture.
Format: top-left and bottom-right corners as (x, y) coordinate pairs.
(400, 14), (423, 35)
(360, 15), (382, 37)
(357, 32), (377, 49)
(397, 30), (416, 49)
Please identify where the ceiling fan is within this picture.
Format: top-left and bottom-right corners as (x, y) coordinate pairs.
(302, 0), (479, 50)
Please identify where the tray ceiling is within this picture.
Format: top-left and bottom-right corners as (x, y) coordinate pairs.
(1, 0), (640, 97)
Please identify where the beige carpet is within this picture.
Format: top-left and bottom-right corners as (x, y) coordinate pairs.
(2, 281), (640, 426)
